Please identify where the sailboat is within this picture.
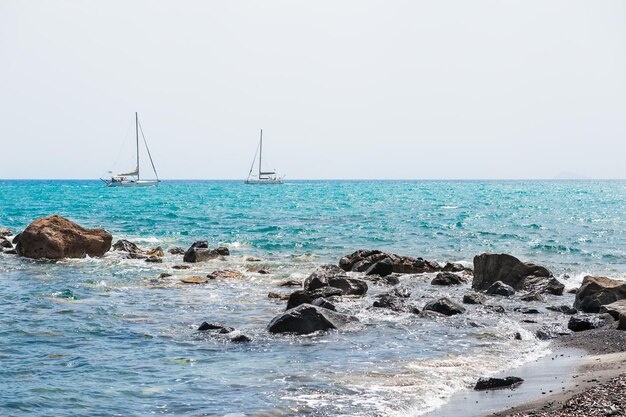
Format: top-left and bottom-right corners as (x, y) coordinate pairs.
(103, 112), (160, 187)
(245, 129), (284, 184)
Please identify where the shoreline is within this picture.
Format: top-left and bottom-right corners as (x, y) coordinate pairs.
(422, 327), (626, 417)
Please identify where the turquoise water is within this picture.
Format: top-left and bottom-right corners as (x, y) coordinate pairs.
(0, 180), (624, 416)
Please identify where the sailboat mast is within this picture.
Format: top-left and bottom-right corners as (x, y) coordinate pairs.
(259, 129), (263, 178)
(135, 112), (140, 179)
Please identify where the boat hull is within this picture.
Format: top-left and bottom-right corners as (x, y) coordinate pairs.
(105, 180), (159, 187)
(244, 179), (284, 185)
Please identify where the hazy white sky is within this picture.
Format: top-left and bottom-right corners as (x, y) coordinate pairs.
(1, 0), (625, 179)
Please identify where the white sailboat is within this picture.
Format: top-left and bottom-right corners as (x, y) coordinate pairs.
(245, 129), (284, 185)
(103, 112), (160, 187)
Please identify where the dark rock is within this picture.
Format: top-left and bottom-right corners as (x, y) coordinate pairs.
(0, 227), (14, 237)
(327, 277), (368, 296)
(535, 324), (572, 340)
(484, 305), (506, 313)
(304, 264), (346, 292)
(463, 292), (486, 305)
(257, 267), (271, 275)
(362, 274), (401, 286)
(231, 334), (252, 343)
(183, 242), (229, 263)
(145, 256), (162, 263)
(0, 236), (12, 249)
(311, 298), (336, 311)
(207, 269), (245, 280)
(4, 248), (17, 255)
(246, 257), (262, 262)
(267, 304), (358, 335)
(339, 249), (441, 274)
(120, 252), (147, 259)
(547, 305), (578, 315)
(514, 332), (522, 340)
(214, 247), (230, 256)
(172, 264), (191, 270)
(113, 239), (144, 254)
(419, 310), (447, 318)
(286, 287), (343, 310)
(514, 307), (540, 314)
(486, 281), (516, 297)
(472, 253), (555, 293)
(198, 322), (224, 331)
(159, 273), (172, 278)
(219, 327), (235, 334)
(474, 377), (523, 391)
(373, 292), (420, 314)
(431, 272), (465, 286)
(567, 315), (610, 332)
(365, 258), (394, 277)
(268, 292), (289, 300)
(523, 276), (565, 296)
(278, 280), (302, 287)
(574, 276), (626, 313)
(423, 297), (465, 316)
(442, 262), (472, 273)
(16, 215), (112, 259)
(519, 292), (545, 302)
(168, 247), (185, 255)
(600, 301), (626, 331)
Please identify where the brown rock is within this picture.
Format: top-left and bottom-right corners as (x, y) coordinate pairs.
(472, 253), (560, 294)
(146, 246), (164, 257)
(16, 215), (112, 259)
(167, 247), (185, 255)
(180, 276), (209, 284)
(574, 276), (626, 313)
(172, 264), (191, 270)
(207, 269), (245, 280)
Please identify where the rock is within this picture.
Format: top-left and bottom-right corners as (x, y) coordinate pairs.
(472, 253), (559, 295)
(600, 301), (626, 331)
(442, 262), (472, 273)
(304, 264), (347, 292)
(423, 297), (465, 316)
(158, 273), (172, 278)
(0, 227), (14, 237)
(574, 276), (626, 313)
(268, 292), (289, 300)
(362, 274), (401, 286)
(121, 252), (147, 259)
(514, 332), (522, 340)
(172, 264), (191, 270)
(16, 215), (112, 259)
(183, 242), (229, 263)
(535, 324), (572, 340)
(286, 287), (344, 310)
(145, 256), (162, 263)
(486, 281), (516, 297)
(3, 249), (17, 255)
(207, 269), (245, 280)
(146, 246), (164, 257)
(231, 334), (252, 343)
(219, 327), (235, 334)
(246, 257), (262, 262)
(311, 298), (336, 311)
(568, 314), (611, 332)
(514, 307), (540, 314)
(484, 305), (506, 314)
(339, 249), (441, 274)
(198, 322), (224, 331)
(0, 236), (12, 249)
(519, 292), (545, 302)
(431, 272), (465, 286)
(267, 304), (358, 335)
(463, 292), (486, 305)
(547, 305), (578, 315)
(168, 247), (185, 255)
(373, 293), (420, 314)
(365, 258), (394, 277)
(327, 277), (368, 296)
(278, 279), (302, 287)
(113, 239), (144, 254)
(180, 276), (209, 284)
(474, 377), (523, 391)
(257, 267), (271, 275)
(419, 310), (447, 319)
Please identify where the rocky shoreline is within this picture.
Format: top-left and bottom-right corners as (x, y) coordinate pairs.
(2, 215), (626, 415)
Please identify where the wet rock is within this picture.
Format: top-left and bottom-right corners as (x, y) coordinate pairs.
(339, 249), (441, 274)
(268, 292), (289, 300)
(16, 215), (112, 259)
(474, 376), (523, 391)
(278, 279), (302, 287)
(514, 307), (540, 314)
(231, 334), (252, 343)
(535, 324), (572, 340)
(373, 293), (420, 314)
(327, 277), (368, 296)
(419, 310), (447, 319)
(568, 314), (611, 332)
(547, 305), (578, 315)
(463, 292), (486, 305)
(183, 242), (230, 263)
(365, 258), (394, 277)
(246, 257), (262, 262)
(207, 269), (245, 280)
(145, 256), (162, 263)
(431, 272), (465, 286)
(198, 322), (224, 331)
(472, 253), (561, 295)
(167, 247), (185, 255)
(362, 274), (400, 286)
(0, 236), (12, 249)
(519, 292), (545, 302)
(442, 262), (472, 274)
(484, 305), (506, 313)
(304, 264), (346, 291)
(172, 264), (191, 270)
(574, 276), (626, 313)
(286, 287), (343, 310)
(158, 273), (172, 278)
(257, 267), (271, 275)
(600, 300), (626, 330)
(514, 332), (522, 340)
(311, 298), (336, 311)
(180, 276), (209, 284)
(146, 246), (164, 257)
(219, 327), (235, 334)
(113, 239), (144, 254)
(486, 281), (516, 297)
(0, 227), (14, 237)
(423, 297), (465, 316)
(3, 249), (17, 255)
(267, 304), (358, 335)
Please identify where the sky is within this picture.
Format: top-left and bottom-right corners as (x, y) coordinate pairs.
(1, 0), (625, 180)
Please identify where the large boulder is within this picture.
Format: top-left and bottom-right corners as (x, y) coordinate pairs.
(472, 253), (561, 295)
(574, 276), (626, 313)
(339, 249), (440, 274)
(423, 297), (465, 316)
(267, 304), (358, 335)
(600, 301), (626, 331)
(183, 241), (229, 263)
(15, 215), (112, 259)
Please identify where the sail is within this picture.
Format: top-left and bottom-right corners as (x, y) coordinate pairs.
(117, 167), (139, 176)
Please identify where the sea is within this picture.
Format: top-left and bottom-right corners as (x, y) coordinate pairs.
(0, 180), (624, 417)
